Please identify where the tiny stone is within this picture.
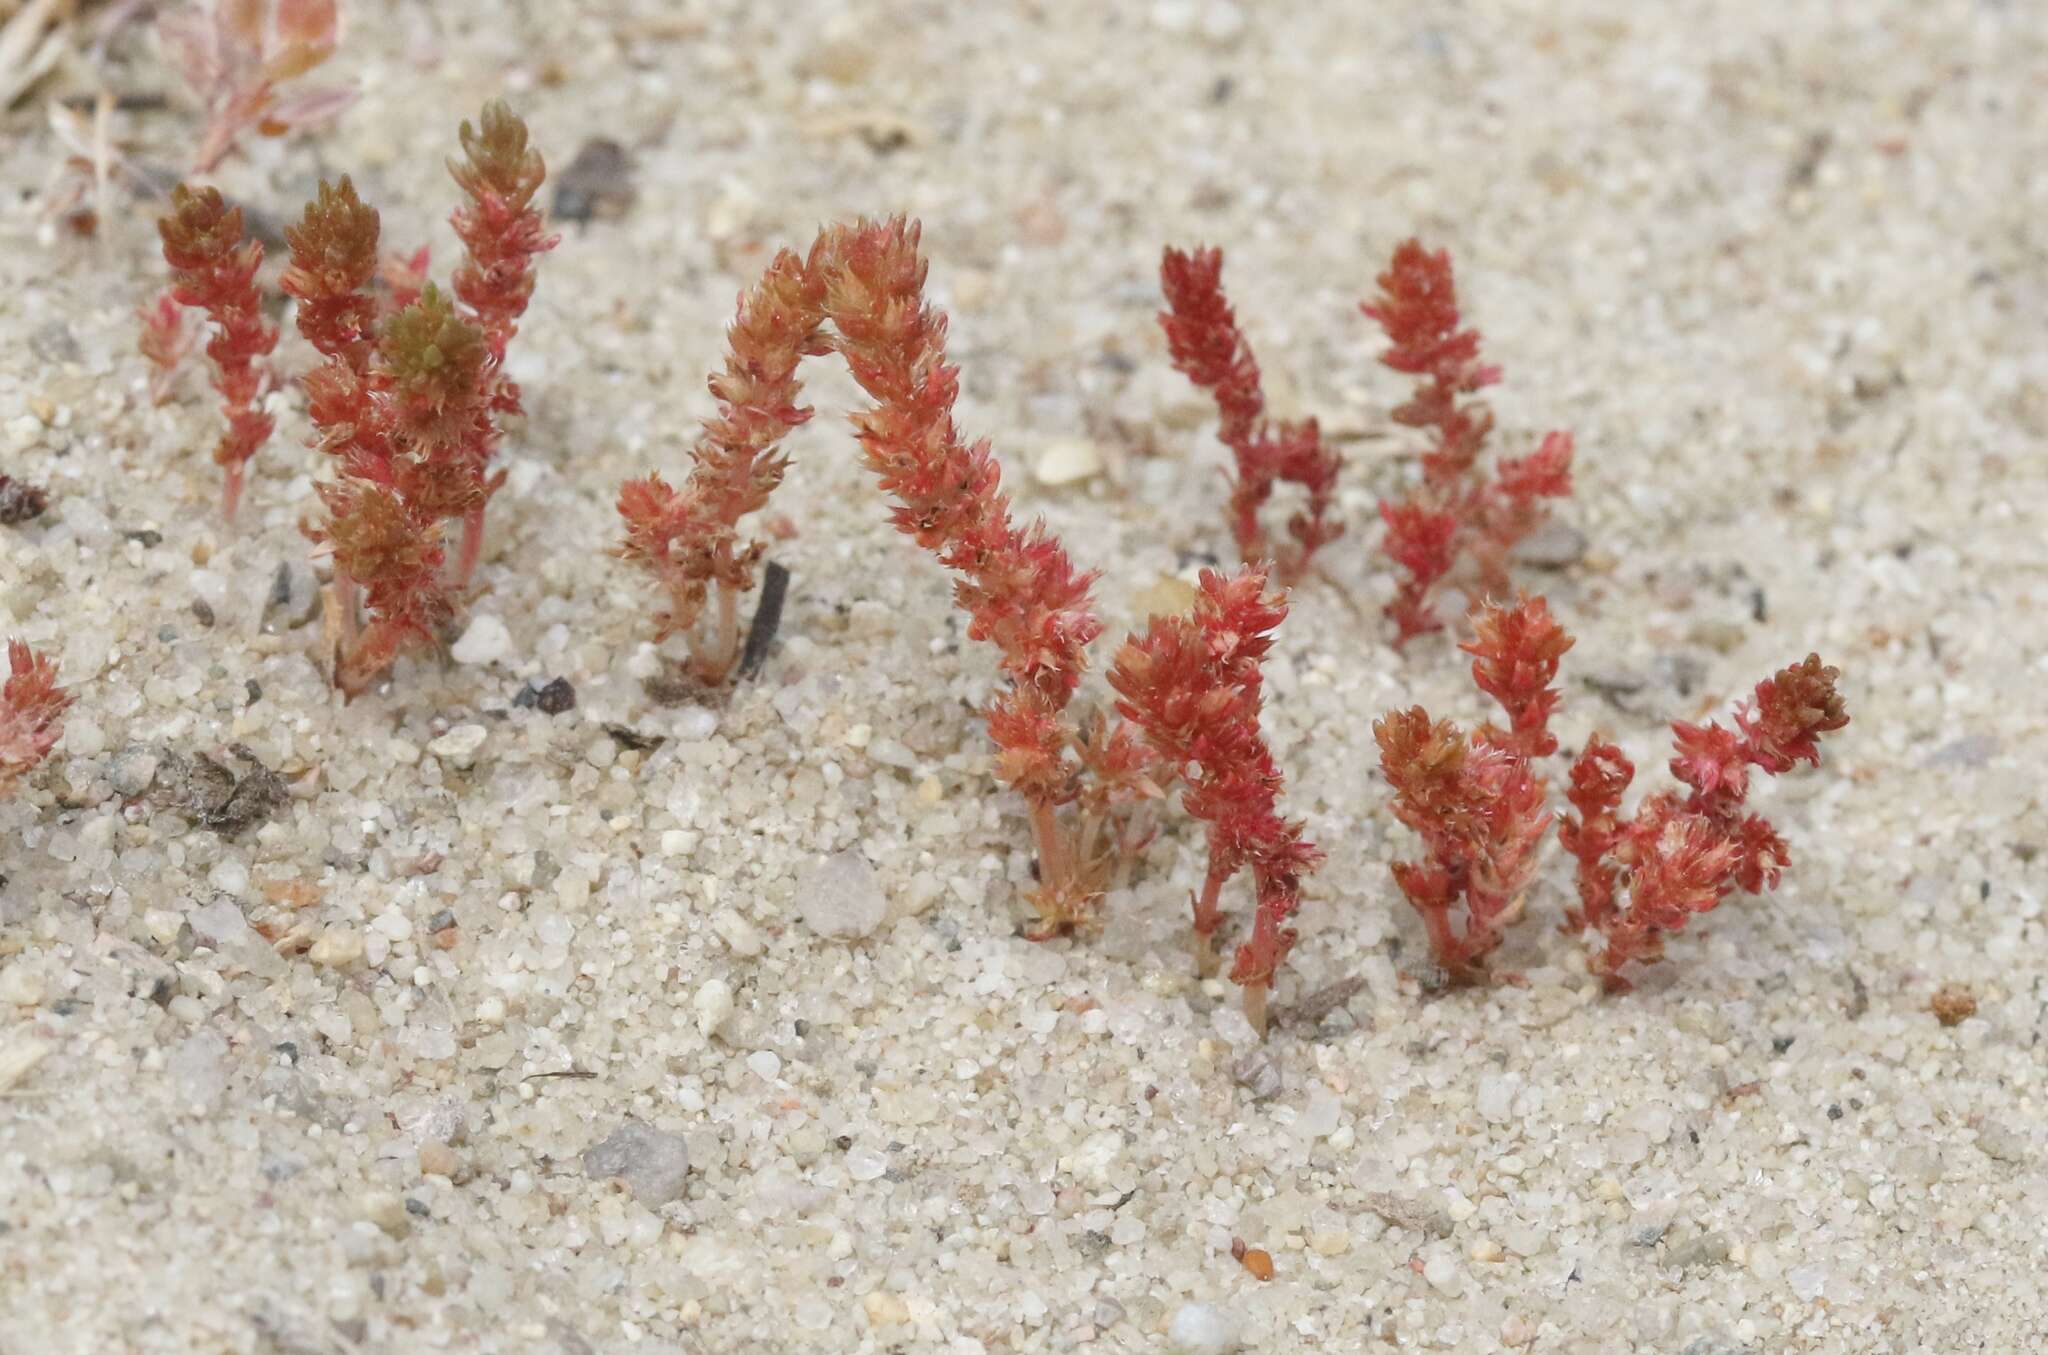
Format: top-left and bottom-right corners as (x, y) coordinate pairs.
(1231, 1047), (1283, 1100)
(190, 897), (256, 947)
(0, 1037), (52, 1093)
(450, 614), (513, 666)
(0, 964), (45, 1007)
(428, 724), (489, 769)
(1787, 1263), (1829, 1301)
(693, 978), (733, 1039)
(746, 1050), (782, 1080)
(362, 1191), (411, 1238)
(1511, 519), (1587, 569)
(710, 909), (763, 956)
(1667, 1232), (1732, 1272)
(1423, 1252), (1459, 1292)
(534, 676), (576, 714)
(583, 1120), (692, 1207)
(29, 320), (82, 365)
(1476, 1072), (1517, 1122)
(1167, 1301), (1241, 1355)
(1065, 1128), (1123, 1187)
(110, 748), (159, 797)
(1033, 438), (1104, 486)
(309, 926), (365, 968)
(418, 1141), (462, 1179)
(795, 851), (888, 940)
(1297, 1089), (1341, 1138)
(553, 137), (637, 222)
(168, 1030), (229, 1110)
(845, 1146), (889, 1182)
(861, 1290), (911, 1326)
(1310, 1229), (1351, 1256)
(260, 560), (320, 632)
(1976, 1123), (2028, 1163)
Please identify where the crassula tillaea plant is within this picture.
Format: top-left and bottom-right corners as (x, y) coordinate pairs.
(1374, 594), (1569, 983)
(137, 290), (195, 407)
(1157, 246), (1344, 585)
(157, 185), (279, 519)
(280, 100), (553, 695)
(1563, 654), (1849, 989)
(158, 0), (355, 173)
(621, 218), (1319, 1032)
(1110, 565), (1321, 1032)
(1363, 240), (1574, 646)
(1, 641), (70, 801)
(1159, 239), (1573, 646)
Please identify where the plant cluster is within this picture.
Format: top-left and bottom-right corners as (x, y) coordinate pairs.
(1363, 241), (1574, 645)
(620, 218), (1319, 1031)
(279, 101), (554, 696)
(0, 642), (69, 800)
(156, 184), (278, 519)
(158, 0), (355, 173)
(1374, 595), (1567, 983)
(1157, 247), (1344, 584)
(1562, 654), (1849, 989)
(1379, 593), (1847, 987)
(1110, 565), (1321, 1031)
(106, 83), (1855, 1031)
(1158, 239), (1571, 644)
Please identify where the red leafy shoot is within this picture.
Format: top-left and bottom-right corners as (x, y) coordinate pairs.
(1158, 246), (1343, 585)
(1372, 594), (1573, 984)
(446, 99), (559, 586)
(277, 103), (549, 696)
(137, 289), (195, 406)
(157, 184), (278, 520)
(1110, 565), (1321, 1032)
(157, 0), (355, 173)
(1462, 592), (1573, 762)
(1374, 710), (1551, 987)
(0, 641), (71, 798)
(1363, 239), (1574, 645)
(1565, 655), (1849, 990)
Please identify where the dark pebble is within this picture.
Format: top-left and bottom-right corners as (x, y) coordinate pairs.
(0, 476), (49, 526)
(535, 676), (576, 714)
(553, 137), (636, 222)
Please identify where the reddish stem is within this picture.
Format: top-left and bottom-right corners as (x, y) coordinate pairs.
(455, 503), (486, 588)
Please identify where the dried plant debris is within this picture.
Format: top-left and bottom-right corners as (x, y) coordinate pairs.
(0, 475), (49, 525)
(151, 744), (287, 837)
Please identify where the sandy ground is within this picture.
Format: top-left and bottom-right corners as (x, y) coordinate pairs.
(2, 1), (2045, 1351)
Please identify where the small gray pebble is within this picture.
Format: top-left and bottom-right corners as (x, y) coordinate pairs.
(1231, 1048), (1283, 1101)
(1511, 519), (1586, 569)
(261, 559), (320, 633)
(583, 1120), (691, 1207)
(29, 320), (82, 366)
(1666, 1231), (1732, 1272)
